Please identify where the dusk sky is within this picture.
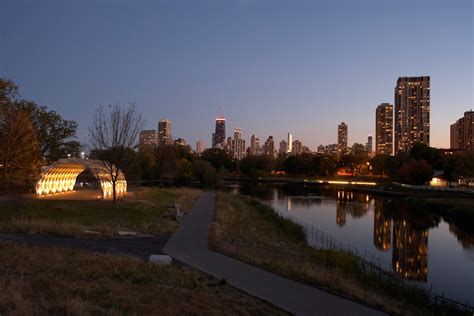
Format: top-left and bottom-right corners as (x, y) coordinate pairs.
(1, 0), (472, 150)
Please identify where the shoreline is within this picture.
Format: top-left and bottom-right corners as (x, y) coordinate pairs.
(220, 176), (474, 199)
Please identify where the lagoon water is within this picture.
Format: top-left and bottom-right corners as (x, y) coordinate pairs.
(228, 182), (474, 304)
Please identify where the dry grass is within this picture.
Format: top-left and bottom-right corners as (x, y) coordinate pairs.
(0, 187), (202, 238)
(0, 243), (285, 315)
(210, 192), (430, 315)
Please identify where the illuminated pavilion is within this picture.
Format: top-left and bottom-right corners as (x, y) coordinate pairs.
(35, 158), (127, 198)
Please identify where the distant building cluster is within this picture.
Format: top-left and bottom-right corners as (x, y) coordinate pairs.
(139, 118), (192, 152)
(139, 76), (471, 157)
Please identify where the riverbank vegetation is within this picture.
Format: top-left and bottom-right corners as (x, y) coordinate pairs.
(0, 187), (201, 237)
(0, 243), (284, 315)
(210, 192), (437, 315)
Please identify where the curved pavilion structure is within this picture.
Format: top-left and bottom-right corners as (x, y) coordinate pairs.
(35, 158), (126, 198)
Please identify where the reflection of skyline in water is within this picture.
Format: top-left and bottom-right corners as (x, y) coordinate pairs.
(231, 183), (474, 253)
(224, 182), (474, 301)
(336, 190), (429, 281)
(335, 191), (373, 227)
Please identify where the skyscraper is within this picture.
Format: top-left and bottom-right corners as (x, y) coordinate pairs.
(337, 122), (348, 155)
(158, 119), (172, 146)
(287, 133), (293, 153)
(231, 128), (246, 160)
(212, 116), (226, 148)
(366, 135), (373, 154)
(196, 140), (205, 155)
(264, 136), (274, 157)
(292, 140), (302, 155)
(139, 130), (158, 150)
(450, 111), (474, 150)
(250, 134), (259, 155)
(375, 103), (394, 155)
(279, 139), (288, 154)
(394, 76), (430, 153)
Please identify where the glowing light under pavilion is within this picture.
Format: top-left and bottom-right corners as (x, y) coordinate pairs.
(35, 158), (127, 198)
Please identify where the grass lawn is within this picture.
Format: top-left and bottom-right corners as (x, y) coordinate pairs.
(0, 187), (202, 237)
(0, 243), (285, 315)
(210, 192), (434, 315)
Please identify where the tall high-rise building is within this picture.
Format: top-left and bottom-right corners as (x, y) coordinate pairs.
(366, 135), (373, 154)
(394, 76), (430, 153)
(264, 136), (275, 157)
(226, 136), (232, 150)
(250, 134), (260, 155)
(196, 140), (205, 155)
(292, 140), (303, 155)
(212, 116), (226, 148)
(450, 123), (460, 150)
(450, 111), (474, 150)
(375, 103), (394, 155)
(337, 122), (348, 155)
(139, 130), (158, 150)
(231, 128), (245, 160)
(279, 140), (288, 154)
(158, 119), (172, 146)
(287, 133), (293, 153)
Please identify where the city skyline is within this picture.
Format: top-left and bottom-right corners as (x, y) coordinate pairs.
(1, 1), (472, 149)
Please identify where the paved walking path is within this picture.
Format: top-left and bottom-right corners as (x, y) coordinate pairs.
(0, 233), (169, 260)
(163, 192), (385, 316)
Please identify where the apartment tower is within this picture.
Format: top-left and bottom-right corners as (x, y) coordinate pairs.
(394, 76), (430, 153)
(337, 122), (348, 155)
(158, 119), (172, 146)
(375, 103), (394, 155)
(450, 111), (474, 150)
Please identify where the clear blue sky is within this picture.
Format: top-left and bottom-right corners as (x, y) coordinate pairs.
(1, 0), (472, 150)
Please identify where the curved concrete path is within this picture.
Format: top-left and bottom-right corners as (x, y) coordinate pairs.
(164, 192), (386, 316)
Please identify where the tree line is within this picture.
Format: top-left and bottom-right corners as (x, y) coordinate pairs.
(2, 77), (473, 195)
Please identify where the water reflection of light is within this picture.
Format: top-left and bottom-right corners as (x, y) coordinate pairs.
(336, 202), (346, 227)
(392, 220), (428, 282)
(234, 182), (473, 302)
(373, 200), (391, 251)
(287, 196), (292, 212)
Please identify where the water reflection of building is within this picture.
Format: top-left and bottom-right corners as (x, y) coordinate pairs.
(373, 200), (391, 251)
(392, 220), (428, 281)
(335, 199), (347, 227)
(335, 191), (371, 225)
(286, 196), (292, 212)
